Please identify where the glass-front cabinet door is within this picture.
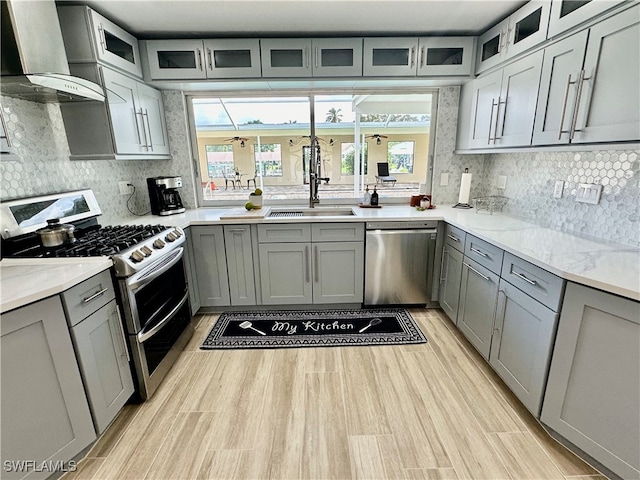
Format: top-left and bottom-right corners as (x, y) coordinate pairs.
(142, 40), (207, 80)
(312, 38), (363, 76)
(548, 0), (626, 38)
(89, 9), (143, 78)
(417, 37), (475, 76)
(261, 39), (312, 77)
(203, 39), (262, 78)
(477, 20), (508, 73)
(363, 38), (419, 76)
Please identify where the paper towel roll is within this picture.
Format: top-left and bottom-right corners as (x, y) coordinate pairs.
(458, 172), (472, 204)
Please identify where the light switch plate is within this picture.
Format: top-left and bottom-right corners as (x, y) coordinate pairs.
(498, 175), (507, 189)
(575, 183), (603, 204)
(553, 180), (564, 198)
(440, 172), (449, 186)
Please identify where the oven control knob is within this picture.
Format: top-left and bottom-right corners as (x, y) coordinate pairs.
(173, 229), (182, 238)
(130, 250), (145, 263)
(153, 239), (166, 249)
(165, 232), (176, 242)
(141, 246), (153, 257)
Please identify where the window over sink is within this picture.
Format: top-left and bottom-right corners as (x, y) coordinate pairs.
(188, 92), (436, 205)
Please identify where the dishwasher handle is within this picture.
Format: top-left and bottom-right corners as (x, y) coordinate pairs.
(366, 229), (437, 235)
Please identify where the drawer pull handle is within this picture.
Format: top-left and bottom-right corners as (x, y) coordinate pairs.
(512, 271), (537, 286)
(463, 263), (490, 282)
(469, 246), (488, 257)
(82, 288), (109, 304)
(446, 233), (460, 242)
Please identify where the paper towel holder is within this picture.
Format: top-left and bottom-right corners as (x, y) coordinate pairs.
(453, 168), (473, 209)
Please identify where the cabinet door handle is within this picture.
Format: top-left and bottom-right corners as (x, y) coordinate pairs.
(305, 246), (310, 283)
(446, 233), (460, 243)
(512, 270), (537, 286)
(136, 109), (150, 149)
(419, 46), (425, 68)
(469, 246), (488, 257)
(115, 306), (130, 362)
(494, 289), (507, 338)
(488, 98), (497, 144)
(82, 287), (109, 304)
(558, 73), (576, 140)
(315, 47), (319, 69)
(463, 262), (490, 282)
(498, 97), (508, 139)
(570, 69), (591, 140)
(196, 49), (203, 71)
(439, 247), (448, 283)
(410, 46), (416, 68)
(206, 48), (213, 71)
(97, 24), (107, 54)
(493, 96), (503, 144)
(314, 246), (319, 283)
(142, 109), (153, 151)
(134, 109), (145, 146)
(0, 110), (12, 147)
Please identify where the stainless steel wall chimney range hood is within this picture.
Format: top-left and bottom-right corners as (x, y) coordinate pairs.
(1, 0), (105, 103)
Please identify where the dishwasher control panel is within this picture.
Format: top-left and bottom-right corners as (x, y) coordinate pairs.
(366, 220), (438, 230)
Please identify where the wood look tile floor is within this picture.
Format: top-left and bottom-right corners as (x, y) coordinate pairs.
(63, 309), (607, 480)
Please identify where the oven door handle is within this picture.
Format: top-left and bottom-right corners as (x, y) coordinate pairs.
(127, 247), (184, 292)
(137, 290), (189, 343)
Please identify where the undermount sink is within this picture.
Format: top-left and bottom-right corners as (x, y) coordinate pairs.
(268, 207), (355, 218)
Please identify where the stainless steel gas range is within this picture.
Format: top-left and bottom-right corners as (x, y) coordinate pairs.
(1, 189), (194, 400)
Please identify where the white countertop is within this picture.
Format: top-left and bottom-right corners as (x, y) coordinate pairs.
(2, 204), (638, 313)
(0, 257), (113, 313)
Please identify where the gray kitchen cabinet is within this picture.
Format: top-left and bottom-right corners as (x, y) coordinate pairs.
(57, 5), (143, 79)
(541, 282), (640, 480)
(311, 38), (364, 77)
(312, 241), (364, 304)
(534, 5), (640, 146)
(182, 227), (202, 315)
(364, 37), (474, 77)
(458, 258), (500, 360)
(547, 0), (626, 38)
(572, 5), (640, 144)
(70, 301), (134, 434)
(490, 278), (560, 417)
(465, 50), (543, 148)
(259, 242), (313, 304)
(476, 0), (550, 74)
(438, 245), (464, 322)
(141, 39), (262, 80)
(1, 297), (96, 480)
(223, 225), (257, 306)
(60, 65), (171, 160)
(191, 226), (231, 307)
(257, 223), (364, 305)
(261, 39), (313, 77)
(61, 269), (134, 435)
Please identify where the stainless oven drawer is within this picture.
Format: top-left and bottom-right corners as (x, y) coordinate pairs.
(61, 269), (116, 327)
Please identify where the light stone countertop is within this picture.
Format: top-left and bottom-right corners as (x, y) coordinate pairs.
(0, 257), (113, 313)
(2, 204), (638, 313)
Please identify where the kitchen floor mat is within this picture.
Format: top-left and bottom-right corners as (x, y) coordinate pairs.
(200, 308), (427, 349)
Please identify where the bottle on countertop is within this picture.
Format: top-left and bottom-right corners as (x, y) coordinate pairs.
(363, 185), (371, 205)
(370, 186), (379, 206)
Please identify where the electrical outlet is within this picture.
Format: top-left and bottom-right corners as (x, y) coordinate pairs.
(440, 172), (449, 186)
(498, 175), (507, 189)
(118, 181), (133, 196)
(553, 180), (564, 198)
(575, 183), (603, 204)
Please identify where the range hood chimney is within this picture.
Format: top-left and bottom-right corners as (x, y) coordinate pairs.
(1, 0), (105, 103)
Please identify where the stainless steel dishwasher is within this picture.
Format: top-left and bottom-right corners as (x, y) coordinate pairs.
(364, 221), (438, 305)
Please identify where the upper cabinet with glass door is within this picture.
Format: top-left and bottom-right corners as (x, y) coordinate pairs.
(476, 1), (551, 74)
(140, 39), (262, 80)
(364, 37), (474, 76)
(548, 0), (627, 38)
(57, 6), (143, 79)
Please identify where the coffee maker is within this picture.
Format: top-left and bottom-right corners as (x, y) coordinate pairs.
(147, 176), (186, 216)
